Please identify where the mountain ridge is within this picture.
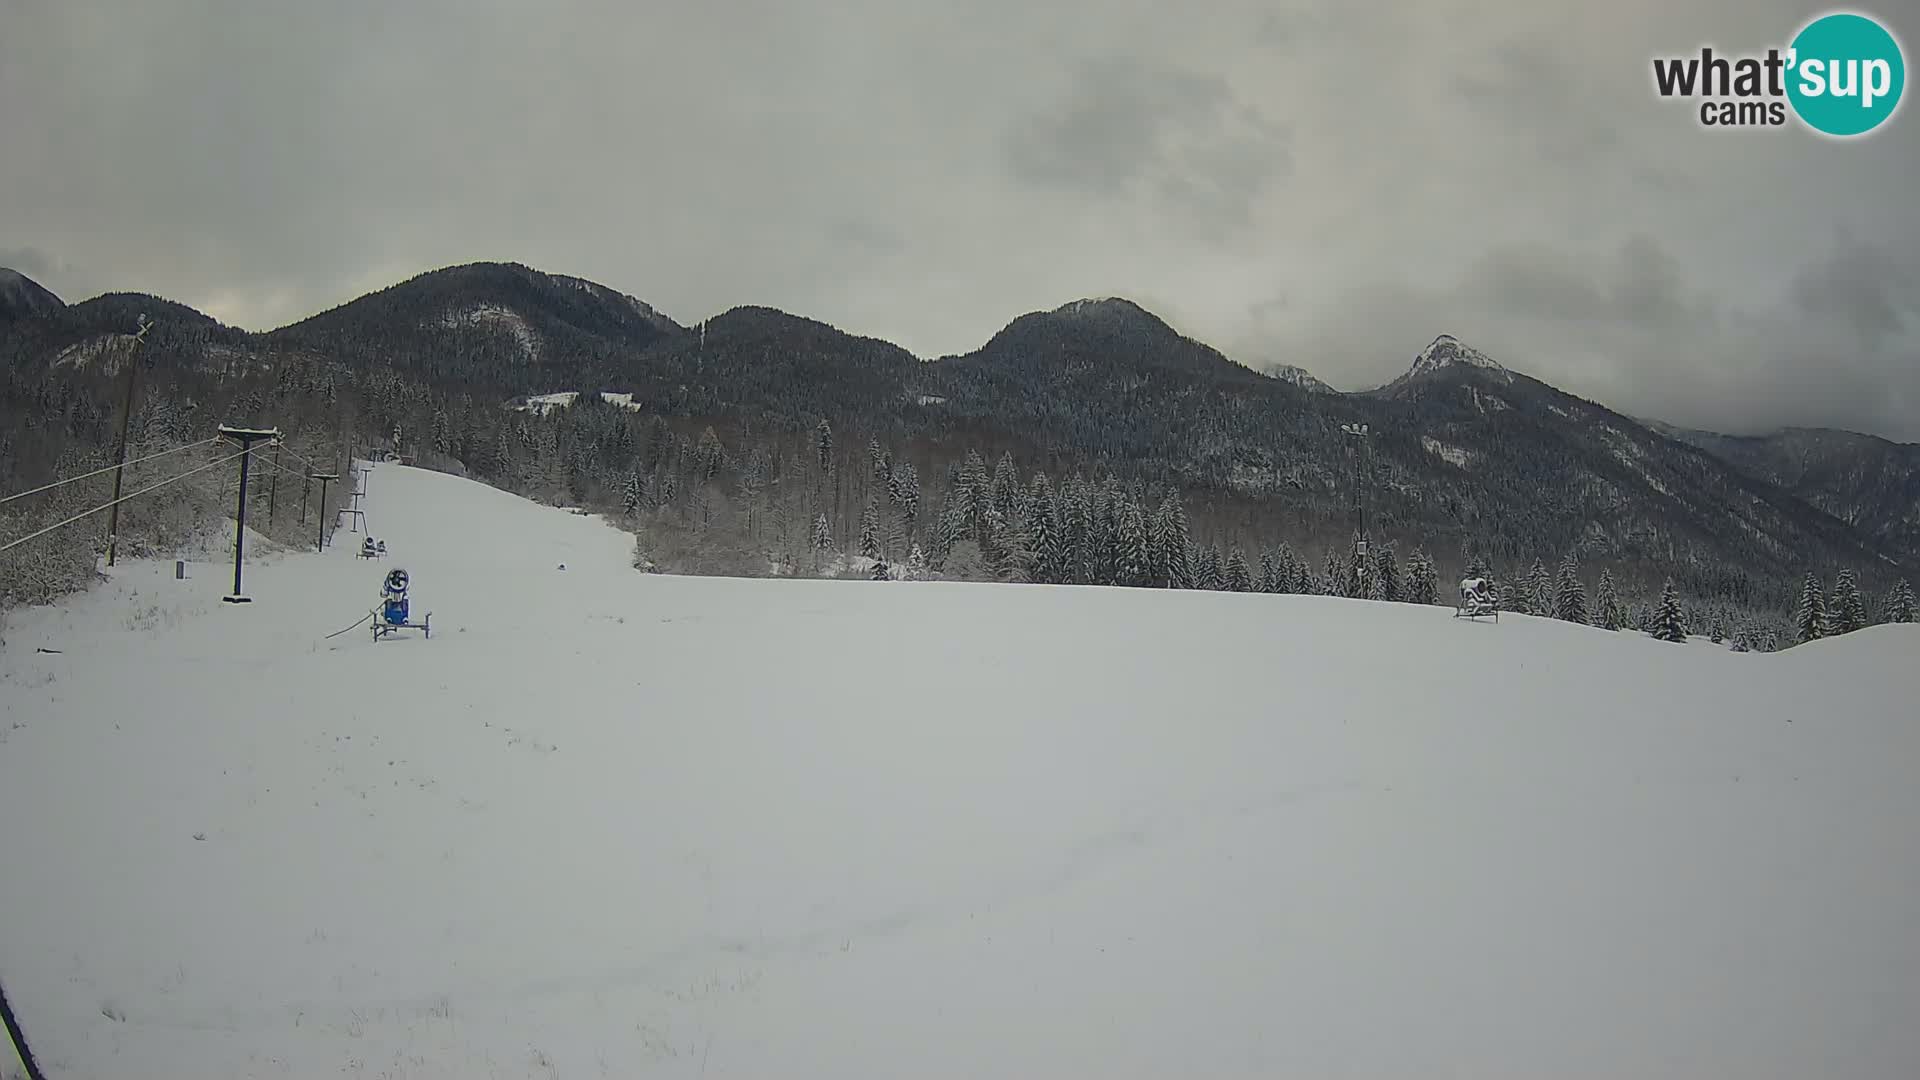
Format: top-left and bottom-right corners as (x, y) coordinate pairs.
(3, 258), (1913, 615)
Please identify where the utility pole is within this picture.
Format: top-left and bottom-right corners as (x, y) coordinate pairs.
(104, 314), (152, 567)
(217, 426), (281, 604)
(312, 472), (339, 552)
(267, 442), (282, 524)
(1341, 422), (1371, 594)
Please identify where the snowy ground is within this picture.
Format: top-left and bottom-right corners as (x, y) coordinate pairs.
(2, 464), (1917, 1079)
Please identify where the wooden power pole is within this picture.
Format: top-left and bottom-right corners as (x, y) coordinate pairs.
(104, 314), (152, 567)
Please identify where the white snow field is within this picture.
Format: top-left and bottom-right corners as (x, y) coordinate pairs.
(3, 464), (1918, 1079)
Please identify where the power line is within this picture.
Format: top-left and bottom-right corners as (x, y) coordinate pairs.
(269, 440), (329, 477)
(0, 437), (221, 506)
(0, 447), (250, 556)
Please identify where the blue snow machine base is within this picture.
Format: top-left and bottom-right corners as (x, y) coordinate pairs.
(372, 570), (431, 641)
(373, 606), (431, 641)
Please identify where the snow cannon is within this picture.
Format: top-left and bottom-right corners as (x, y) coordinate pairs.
(1455, 576), (1499, 621)
(372, 568), (430, 640)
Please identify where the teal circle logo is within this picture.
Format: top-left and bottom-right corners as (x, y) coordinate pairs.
(1787, 12), (1905, 136)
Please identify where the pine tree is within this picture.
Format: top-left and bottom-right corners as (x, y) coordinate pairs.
(1151, 495), (1191, 589)
(1595, 569), (1622, 630)
(1323, 548), (1344, 597)
(958, 449), (988, 541)
(1224, 548), (1252, 592)
(859, 498), (882, 561)
(1061, 478), (1091, 585)
(1796, 572), (1828, 643)
(1497, 580), (1522, 612)
(905, 542), (927, 580)
(1886, 579), (1916, 624)
(1830, 569), (1867, 635)
(1258, 549), (1280, 593)
(1652, 580), (1688, 643)
(1554, 553), (1588, 624)
(1276, 543), (1301, 594)
(810, 512), (832, 570)
(986, 508), (1029, 582)
(870, 557), (891, 581)
(814, 419), (833, 473)
(621, 471), (643, 516)
(1370, 544), (1400, 601)
(989, 453), (1020, 525)
(1114, 497), (1149, 587)
(1524, 559), (1550, 615)
(1406, 550), (1438, 605)
(1026, 479), (1062, 583)
(893, 460), (920, 536)
(1197, 545), (1224, 591)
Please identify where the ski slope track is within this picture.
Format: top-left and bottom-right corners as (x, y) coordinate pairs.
(3, 465), (1918, 1079)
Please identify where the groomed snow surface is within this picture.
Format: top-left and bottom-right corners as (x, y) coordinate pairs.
(3, 465), (1918, 1079)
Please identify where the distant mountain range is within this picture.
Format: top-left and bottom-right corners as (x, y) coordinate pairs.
(4, 261), (1914, 611)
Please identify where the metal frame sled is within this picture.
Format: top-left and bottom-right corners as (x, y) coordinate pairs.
(373, 610), (431, 641)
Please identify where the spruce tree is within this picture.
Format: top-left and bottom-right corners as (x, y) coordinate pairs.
(1830, 569), (1867, 634)
(1796, 572), (1828, 643)
(1595, 569), (1622, 630)
(1497, 580), (1522, 612)
(810, 512), (832, 567)
(1225, 548), (1252, 592)
(621, 471), (643, 516)
(814, 419), (833, 473)
(859, 497), (882, 561)
(1406, 550), (1438, 605)
(1258, 549), (1280, 593)
(1152, 495), (1191, 589)
(870, 557), (891, 581)
(1652, 580), (1688, 643)
(1276, 543), (1302, 594)
(1370, 544), (1400, 601)
(1197, 546), (1224, 591)
(1026, 482), (1061, 584)
(905, 542), (927, 581)
(1323, 548), (1345, 597)
(1886, 579), (1916, 624)
(1524, 559), (1550, 615)
(1554, 553), (1588, 624)
(893, 460), (920, 535)
(1114, 497), (1149, 587)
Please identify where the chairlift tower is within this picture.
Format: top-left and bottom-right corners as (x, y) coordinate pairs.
(338, 460), (368, 535)
(216, 425), (281, 603)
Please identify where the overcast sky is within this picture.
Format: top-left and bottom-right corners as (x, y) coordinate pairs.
(3, 0), (1916, 439)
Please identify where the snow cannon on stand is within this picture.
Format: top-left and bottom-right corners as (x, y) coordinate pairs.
(1455, 576), (1499, 622)
(372, 567), (432, 641)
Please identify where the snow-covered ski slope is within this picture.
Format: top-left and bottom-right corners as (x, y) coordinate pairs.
(3, 464), (1918, 1079)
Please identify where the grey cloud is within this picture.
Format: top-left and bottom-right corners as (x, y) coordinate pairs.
(0, 247), (60, 281)
(1265, 236), (1920, 441)
(1002, 57), (1289, 239)
(1790, 243), (1918, 346)
(1, 0), (1914, 441)
(1452, 41), (1627, 166)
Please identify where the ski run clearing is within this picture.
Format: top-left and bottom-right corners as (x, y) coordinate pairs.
(3, 463), (1918, 1080)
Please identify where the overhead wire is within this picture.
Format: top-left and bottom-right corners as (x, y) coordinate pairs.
(0, 437), (221, 506)
(0, 446), (253, 555)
